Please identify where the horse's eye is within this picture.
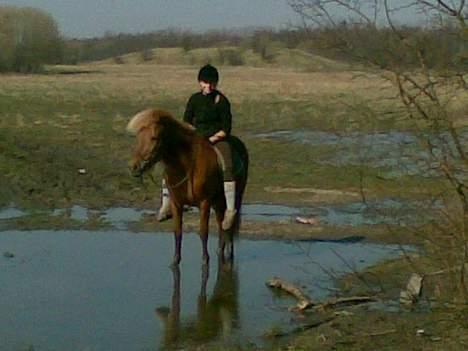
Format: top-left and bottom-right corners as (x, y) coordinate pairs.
(152, 137), (158, 141)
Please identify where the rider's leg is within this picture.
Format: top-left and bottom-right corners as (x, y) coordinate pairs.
(157, 179), (172, 222)
(216, 141), (236, 230)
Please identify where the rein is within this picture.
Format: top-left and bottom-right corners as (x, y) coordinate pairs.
(146, 171), (189, 189)
(165, 173), (190, 189)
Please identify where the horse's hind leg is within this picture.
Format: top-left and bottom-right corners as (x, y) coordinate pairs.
(215, 206), (226, 263)
(199, 200), (210, 266)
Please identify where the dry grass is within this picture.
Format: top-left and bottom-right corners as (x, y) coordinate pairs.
(37, 63), (394, 103)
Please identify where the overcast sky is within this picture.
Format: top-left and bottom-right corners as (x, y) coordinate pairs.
(2, 0), (426, 39)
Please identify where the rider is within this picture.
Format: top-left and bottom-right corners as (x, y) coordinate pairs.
(158, 64), (237, 230)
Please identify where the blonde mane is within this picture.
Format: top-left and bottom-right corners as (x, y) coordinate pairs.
(126, 109), (156, 134)
(126, 109), (195, 135)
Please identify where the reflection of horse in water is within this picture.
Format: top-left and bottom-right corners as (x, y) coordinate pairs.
(156, 261), (239, 349)
(127, 109), (249, 266)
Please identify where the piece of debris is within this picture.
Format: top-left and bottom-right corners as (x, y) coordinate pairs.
(3, 251), (14, 258)
(267, 277), (315, 311)
(416, 329), (425, 336)
(317, 296), (376, 311)
(400, 273), (423, 305)
(363, 329), (397, 337)
(295, 216), (319, 225)
(264, 316), (337, 338)
(267, 277), (376, 312)
(78, 168), (87, 175)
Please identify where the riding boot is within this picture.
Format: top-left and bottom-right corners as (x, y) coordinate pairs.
(222, 181), (237, 230)
(157, 180), (172, 222)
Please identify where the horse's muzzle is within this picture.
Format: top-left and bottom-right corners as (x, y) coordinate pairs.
(130, 158), (153, 178)
(130, 167), (142, 178)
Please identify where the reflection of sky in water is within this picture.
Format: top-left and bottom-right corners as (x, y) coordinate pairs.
(317, 198), (435, 226)
(256, 129), (468, 179)
(0, 207), (26, 220)
(0, 230), (407, 350)
(101, 207), (155, 229)
(0, 198), (434, 228)
(242, 204), (301, 222)
(242, 199), (433, 226)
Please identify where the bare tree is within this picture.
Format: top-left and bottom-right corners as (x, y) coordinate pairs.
(288, 0), (467, 299)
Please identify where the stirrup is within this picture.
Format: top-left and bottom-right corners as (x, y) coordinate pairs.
(222, 209), (237, 230)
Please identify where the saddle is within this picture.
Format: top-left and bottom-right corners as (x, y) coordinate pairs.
(212, 136), (246, 178)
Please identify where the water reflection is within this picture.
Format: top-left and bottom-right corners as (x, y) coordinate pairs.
(0, 230), (408, 350)
(157, 260), (239, 349)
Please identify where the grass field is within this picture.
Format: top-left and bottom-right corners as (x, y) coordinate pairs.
(0, 58), (458, 209)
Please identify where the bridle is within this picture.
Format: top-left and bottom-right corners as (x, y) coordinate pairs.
(136, 136), (192, 197)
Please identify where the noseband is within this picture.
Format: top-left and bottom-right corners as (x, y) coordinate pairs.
(134, 138), (163, 176)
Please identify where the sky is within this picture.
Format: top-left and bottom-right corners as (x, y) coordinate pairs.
(1, 0), (297, 38)
(1, 0), (428, 39)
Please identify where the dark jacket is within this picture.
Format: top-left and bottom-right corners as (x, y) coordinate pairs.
(183, 90), (232, 137)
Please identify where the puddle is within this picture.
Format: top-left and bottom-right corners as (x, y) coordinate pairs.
(0, 230), (406, 351)
(242, 204), (301, 222)
(256, 129), (468, 179)
(242, 199), (430, 226)
(101, 207), (155, 229)
(316, 198), (433, 226)
(52, 205), (90, 222)
(0, 207), (26, 220)
(256, 130), (417, 147)
(0, 198), (430, 230)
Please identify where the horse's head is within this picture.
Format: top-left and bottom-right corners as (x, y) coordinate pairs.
(126, 109), (169, 177)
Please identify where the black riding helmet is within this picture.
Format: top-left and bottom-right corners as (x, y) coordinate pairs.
(198, 64), (219, 84)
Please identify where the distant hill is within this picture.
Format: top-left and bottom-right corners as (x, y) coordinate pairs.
(91, 46), (352, 72)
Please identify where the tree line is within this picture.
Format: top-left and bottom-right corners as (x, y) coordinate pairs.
(64, 25), (466, 71)
(0, 5), (466, 72)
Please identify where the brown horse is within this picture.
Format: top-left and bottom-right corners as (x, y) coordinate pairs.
(127, 109), (248, 266)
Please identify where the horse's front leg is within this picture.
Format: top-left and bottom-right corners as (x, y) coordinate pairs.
(199, 200), (210, 266)
(171, 203), (183, 267)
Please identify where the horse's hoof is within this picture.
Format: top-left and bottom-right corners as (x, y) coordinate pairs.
(202, 255), (210, 266)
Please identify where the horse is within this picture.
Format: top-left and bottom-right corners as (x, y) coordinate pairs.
(127, 109), (249, 266)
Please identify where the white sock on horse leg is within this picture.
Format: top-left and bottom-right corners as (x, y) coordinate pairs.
(224, 181), (236, 211)
(160, 180), (170, 210)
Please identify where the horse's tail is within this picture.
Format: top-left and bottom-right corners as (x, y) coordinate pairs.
(229, 136), (249, 237)
(228, 136), (248, 209)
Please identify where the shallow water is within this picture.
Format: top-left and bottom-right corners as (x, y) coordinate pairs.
(0, 198), (430, 230)
(256, 129), (468, 178)
(0, 207), (26, 220)
(0, 230), (405, 351)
